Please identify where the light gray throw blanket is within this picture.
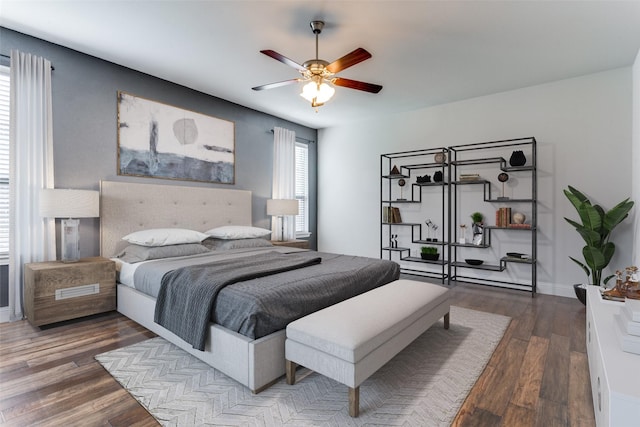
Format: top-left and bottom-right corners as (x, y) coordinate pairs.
(155, 251), (321, 350)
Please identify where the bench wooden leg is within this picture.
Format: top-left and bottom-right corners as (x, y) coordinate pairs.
(444, 312), (450, 330)
(349, 386), (359, 417)
(286, 360), (296, 385)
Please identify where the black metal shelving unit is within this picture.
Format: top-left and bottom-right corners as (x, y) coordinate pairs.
(380, 148), (449, 283)
(449, 137), (537, 296)
(380, 137), (537, 296)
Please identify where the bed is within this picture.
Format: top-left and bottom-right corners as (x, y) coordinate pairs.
(100, 180), (400, 392)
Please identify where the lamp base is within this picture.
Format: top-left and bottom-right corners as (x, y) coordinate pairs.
(61, 218), (80, 263)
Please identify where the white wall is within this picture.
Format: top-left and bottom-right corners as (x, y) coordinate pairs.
(632, 49), (640, 262)
(317, 68), (634, 297)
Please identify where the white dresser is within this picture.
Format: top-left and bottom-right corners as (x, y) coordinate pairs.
(586, 286), (640, 426)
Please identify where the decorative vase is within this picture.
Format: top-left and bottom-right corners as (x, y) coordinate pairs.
(512, 212), (526, 224)
(574, 284), (587, 305)
(433, 171), (443, 182)
(509, 150), (527, 167)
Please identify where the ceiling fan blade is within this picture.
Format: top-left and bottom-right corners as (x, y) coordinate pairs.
(333, 77), (382, 94)
(326, 48), (372, 73)
(252, 79), (301, 91)
(260, 50), (306, 72)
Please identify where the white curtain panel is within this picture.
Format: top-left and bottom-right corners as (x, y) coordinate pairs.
(271, 127), (296, 241)
(8, 50), (56, 321)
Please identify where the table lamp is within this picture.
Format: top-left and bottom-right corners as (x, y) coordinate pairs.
(266, 199), (299, 241)
(39, 189), (99, 262)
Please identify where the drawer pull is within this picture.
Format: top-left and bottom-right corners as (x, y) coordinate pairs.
(55, 283), (100, 300)
(597, 376), (602, 412)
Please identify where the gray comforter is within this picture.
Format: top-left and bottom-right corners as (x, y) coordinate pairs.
(133, 248), (400, 345)
(155, 251), (322, 350)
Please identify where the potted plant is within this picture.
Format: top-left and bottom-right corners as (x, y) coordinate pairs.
(420, 246), (440, 261)
(470, 212), (484, 245)
(564, 186), (634, 304)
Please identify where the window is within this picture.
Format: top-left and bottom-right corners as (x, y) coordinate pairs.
(295, 142), (309, 237)
(0, 65), (9, 263)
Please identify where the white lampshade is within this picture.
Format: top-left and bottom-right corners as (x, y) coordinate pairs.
(266, 199), (299, 216)
(300, 81), (335, 104)
(40, 189), (99, 218)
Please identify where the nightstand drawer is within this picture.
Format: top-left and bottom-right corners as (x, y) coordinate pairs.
(24, 257), (116, 326)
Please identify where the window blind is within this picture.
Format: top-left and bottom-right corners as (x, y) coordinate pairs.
(295, 142), (309, 234)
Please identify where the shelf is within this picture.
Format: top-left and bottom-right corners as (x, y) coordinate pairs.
(450, 242), (490, 248)
(451, 261), (505, 272)
(413, 240), (447, 246)
(402, 256), (447, 265)
(382, 247), (410, 252)
(484, 225), (535, 231)
(382, 174), (409, 179)
(501, 256), (535, 264)
(403, 162), (448, 170)
(382, 199), (421, 203)
(501, 165), (534, 172)
(382, 222), (421, 226)
(485, 198), (534, 203)
(414, 182), (447, 187)
(452, 179), (489, 185)
(451, 157), (505, 166)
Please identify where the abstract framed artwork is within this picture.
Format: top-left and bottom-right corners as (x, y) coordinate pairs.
(117, 91), (235, 184)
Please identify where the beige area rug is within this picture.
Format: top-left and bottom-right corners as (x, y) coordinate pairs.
(96, 306), (510, 426)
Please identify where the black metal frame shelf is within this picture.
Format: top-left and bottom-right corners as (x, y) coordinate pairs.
(449, 137), (537, 296)
(381, 148), (449, 283)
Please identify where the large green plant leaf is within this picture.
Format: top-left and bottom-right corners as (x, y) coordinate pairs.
(603, 199), (634, 232)
(564, 188), (589, 213)
(575, 227), (601, 247)
(601, 241), (615, 267)
(577, 203), (602, 232)
(583, 245), (607, 271)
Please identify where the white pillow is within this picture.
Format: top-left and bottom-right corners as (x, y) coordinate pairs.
(205, 225), (272, 240)
(122, 228), (209, 247)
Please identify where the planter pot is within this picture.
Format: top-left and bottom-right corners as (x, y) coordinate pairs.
(509, 150), (527, 167)
(421, 253), (440, 261)
(574, 284), (587, 305)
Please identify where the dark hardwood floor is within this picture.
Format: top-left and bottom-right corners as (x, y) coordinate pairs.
(0, 282), (594, 426)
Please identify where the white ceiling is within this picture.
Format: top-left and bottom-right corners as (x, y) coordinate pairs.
(2, 1), (640, 129)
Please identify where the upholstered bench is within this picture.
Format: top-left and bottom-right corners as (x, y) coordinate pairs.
(285, 279), (451, 417)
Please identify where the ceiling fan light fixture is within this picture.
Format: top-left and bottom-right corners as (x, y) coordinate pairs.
(300, 80), (335, 106)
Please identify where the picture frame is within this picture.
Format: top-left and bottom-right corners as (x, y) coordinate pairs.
(117, 91), (235, 184)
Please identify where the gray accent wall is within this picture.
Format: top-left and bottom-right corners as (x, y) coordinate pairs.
(0, 27), (317, 286)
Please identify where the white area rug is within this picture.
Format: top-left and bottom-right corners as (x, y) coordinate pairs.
(96, 306), (510, 426)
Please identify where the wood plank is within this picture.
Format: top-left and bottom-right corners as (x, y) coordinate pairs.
(568, 351), (595, 426)
(502, 403), (536, 426)
(511, 335), (549, 409)
(539, 333), (571, 403)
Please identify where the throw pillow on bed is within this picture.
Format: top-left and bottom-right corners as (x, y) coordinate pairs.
(205, 225), (272, 240)
(122, 228), (209, 246)
(116, 243), (210, 263)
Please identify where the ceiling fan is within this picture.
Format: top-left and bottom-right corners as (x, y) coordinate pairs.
(252, 20), (383, 110)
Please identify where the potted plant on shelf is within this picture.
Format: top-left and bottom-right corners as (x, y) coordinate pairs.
(564, 186), (634, 304)
(420, 246), (440, 261)
(470, 212), (484, 245)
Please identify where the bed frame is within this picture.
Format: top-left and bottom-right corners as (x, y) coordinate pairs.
(100, 180), (287, 392)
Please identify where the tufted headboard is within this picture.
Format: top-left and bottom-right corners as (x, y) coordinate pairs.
(100, 180), (252, 258)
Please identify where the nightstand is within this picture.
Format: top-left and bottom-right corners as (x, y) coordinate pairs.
(270, 239), (310, 249)
(24, 256), (116, 326)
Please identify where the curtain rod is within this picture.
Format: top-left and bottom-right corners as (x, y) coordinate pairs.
(0, 53), (55, 70)
(270, 129), (315, 144)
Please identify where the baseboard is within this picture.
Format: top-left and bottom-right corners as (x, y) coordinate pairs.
(0, 306), (10, 323)
(536, 281), (576, 299)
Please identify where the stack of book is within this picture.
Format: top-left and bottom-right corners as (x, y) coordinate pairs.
(614, 298), (640, 355)
(383, 206), (403, 223)
(495, 207), (511, 227)
(459, 173), (480, 182)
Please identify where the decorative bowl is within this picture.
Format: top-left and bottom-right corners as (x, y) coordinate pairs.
(465, 259), (484, 266)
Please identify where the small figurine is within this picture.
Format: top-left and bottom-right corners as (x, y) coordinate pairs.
(603, 270), (626, 299)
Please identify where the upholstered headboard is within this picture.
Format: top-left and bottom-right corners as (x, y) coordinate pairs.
(100, 180), (252, 257)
